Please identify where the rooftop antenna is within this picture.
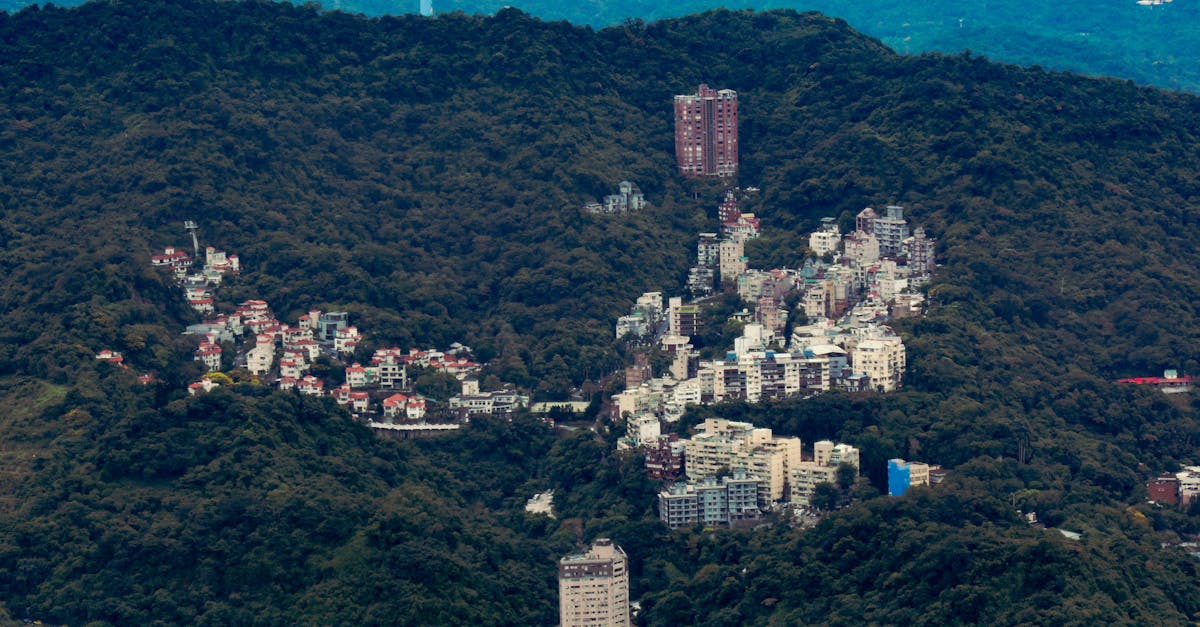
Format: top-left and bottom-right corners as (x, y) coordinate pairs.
(184, 220), (200, 259)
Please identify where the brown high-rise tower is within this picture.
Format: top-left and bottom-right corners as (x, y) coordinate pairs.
(674, 84), (738, 177)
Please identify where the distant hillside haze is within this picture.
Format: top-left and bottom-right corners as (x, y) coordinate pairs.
(3, 0), (1195, 92)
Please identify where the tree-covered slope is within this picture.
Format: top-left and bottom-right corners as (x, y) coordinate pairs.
(2, 2), (1200, 624)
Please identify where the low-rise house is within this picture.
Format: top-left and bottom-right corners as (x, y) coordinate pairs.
(151, 246), (192, 269)
(296, 372), (324, 393)
(188, 378), (219, 395)
(382, 393), (410, 419)
(448, 388), (529, 417)
(334, 326), (361, 356)
(95, 349), (124, 365)
(194, 342), (222, 372)
(298, 375), (324, 396)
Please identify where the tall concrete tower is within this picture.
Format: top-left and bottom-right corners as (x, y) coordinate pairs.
(674, 84), (739, 177)
(559, 538), (630, 627)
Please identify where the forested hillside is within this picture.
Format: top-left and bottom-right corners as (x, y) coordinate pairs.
(9, 0), (1196, 92)
(2, 1), (1200, 623)
(439, 0), (1200, 92)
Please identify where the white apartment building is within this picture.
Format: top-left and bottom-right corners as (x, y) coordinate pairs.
(853, 335), (906, 392)
(683, 419), (802, 503)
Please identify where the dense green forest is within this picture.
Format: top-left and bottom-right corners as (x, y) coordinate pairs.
(3, 1), (1200, 623)
(6, 0), (1198, 93)
(439, 0), (1200, 92)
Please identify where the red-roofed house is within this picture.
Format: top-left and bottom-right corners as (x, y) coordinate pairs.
(188, 378), (219, 395)
(194, 342), (222, 372)
(382, 393), (409, 419)
(345, 363), (368, 389)
(406, 396), (427, 420)
(298, 376), (324, 396)
(95, 349), (124, 365)
(334, 326), (361, 356)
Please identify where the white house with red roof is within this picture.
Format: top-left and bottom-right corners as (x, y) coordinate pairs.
(151, 246), (192, 269)
(95, 349), (125, 365)
(188, 378), (219, 395)
(194, 342), (222, 372)
(298, 376), (324, 396)
(345, 363), (369, 388)
(334, 326), (361, 356)
(331, 384), (352, 405)
(279, 357), (306, 380)
(405, 396), (427, 420)
(372, 348), (409, 389)
(349, 391), (370, 414)
(382, 393), (409, 419)
(278, 376), (298, 391)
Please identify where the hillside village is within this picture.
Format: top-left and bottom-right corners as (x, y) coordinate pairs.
(119, 187), (948, 523)
(610, 189), (943, 524)
(102, 176), (953, 530)
(138, 224), (527, 439)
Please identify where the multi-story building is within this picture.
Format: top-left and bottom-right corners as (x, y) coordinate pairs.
(687, 266), (716, 297)
(674, 84), (738, 177)
(888, 458), (931, 496)
(667, 297), (702, 339)
(813, 441), (860, 470)
(559, 539), (630, 627)
(719, 238), (747, 283)
(853, 335), (906, 392)
(317, 311), (349, 342)
(843, 231), (881, 266)
(873, 205), (910, 258)
(903, 226), (937, 278)
(809, 217), (841, 256)
(194, 341), (222, 372)
(789, 462), (840, 506)
(696, 233), (721, 269)
(856, 207), (878, 235)
(658, 471), (762, 529)
(683, 419), (802, 503)
(645, 436), (686, 481)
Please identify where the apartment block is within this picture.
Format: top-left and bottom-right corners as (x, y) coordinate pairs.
(683, 419), (802, 503)
(659, 471), (762, 529)
(888, 458), (931, 496)
(674, 84), (738, 177)
(559, 539), (630, 627)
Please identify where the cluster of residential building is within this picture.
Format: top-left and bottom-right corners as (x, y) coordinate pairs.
(651, 418), (866, 528)
(613, 199), (936, 438)
(1147, 466), (1200, 507)
(685, 190), (759, 299)
(584, 181), (647, 214)
(149, 229), (500, 431)
(651, 420), (946, 529)
(151, 243), (239, 316)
